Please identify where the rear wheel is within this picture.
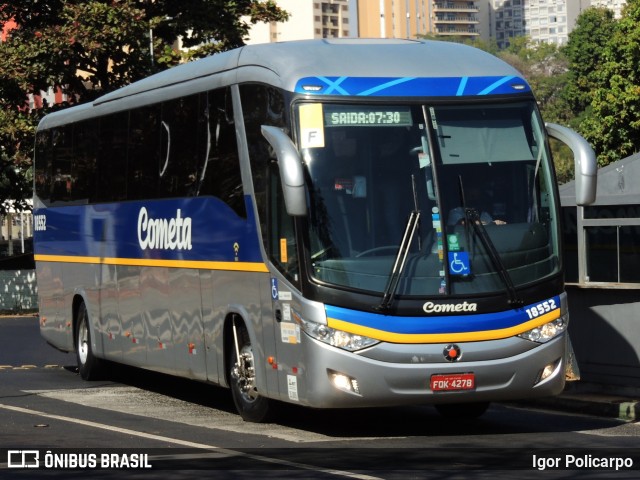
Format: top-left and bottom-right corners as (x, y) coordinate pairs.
(434, 401), (490, 419)
(229, 323), (272, 422)
(76, 301), (102, 380)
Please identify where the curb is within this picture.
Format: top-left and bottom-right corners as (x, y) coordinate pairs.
(509, 380), (640, 422)
(517, 394), (640, 422)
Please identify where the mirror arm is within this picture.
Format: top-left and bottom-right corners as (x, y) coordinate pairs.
(546, 122), (597, 206)
(261, 125), (307, 216)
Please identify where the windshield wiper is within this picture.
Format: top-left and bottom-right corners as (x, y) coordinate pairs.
(463, 207), (524, 308)
(376, 175), (421, 312)
(458, 176), (523, 307)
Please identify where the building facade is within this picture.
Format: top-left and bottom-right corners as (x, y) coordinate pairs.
(494, 0), (609, 49)
(590, 0), (627, 18)
(492, 0), (525, 48)
(246, 1), (627, 48)
(246, 0), (351, 44)
(523, 0), (591, 46)
(357, 0), (490, 41)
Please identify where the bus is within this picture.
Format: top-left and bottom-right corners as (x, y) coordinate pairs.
(33, 39), (596, 422)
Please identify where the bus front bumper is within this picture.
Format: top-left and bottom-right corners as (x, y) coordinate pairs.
(292, 333), (566, 409)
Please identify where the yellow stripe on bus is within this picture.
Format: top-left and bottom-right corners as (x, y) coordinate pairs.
(34, 254), (269, 273)
(327, 308), (561, 344)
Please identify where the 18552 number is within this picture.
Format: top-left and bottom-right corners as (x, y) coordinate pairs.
(524, 299), (557, 319)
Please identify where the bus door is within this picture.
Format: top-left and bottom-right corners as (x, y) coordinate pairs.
(265, 164), (306, 403)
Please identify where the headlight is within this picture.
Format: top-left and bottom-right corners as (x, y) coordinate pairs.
(518, 314), (568, 343)
(296, 315), (379, 352)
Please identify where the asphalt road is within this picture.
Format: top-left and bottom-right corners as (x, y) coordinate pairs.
(1, 315), (639, 479)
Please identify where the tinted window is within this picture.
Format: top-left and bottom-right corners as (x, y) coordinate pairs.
(73, 119), (98, 203)
(97, 111), (129, 202)
(50, 126), (73, 204)
(34, 131), (51, 203)
(240, 84), (287, 251)
(128, 106), (161, 200)
(35, 87), (244, 211)
(198, 88), (245, 216)
(160, 95), (201, 198)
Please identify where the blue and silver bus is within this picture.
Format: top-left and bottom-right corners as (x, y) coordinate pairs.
(34, 39), (596, 422)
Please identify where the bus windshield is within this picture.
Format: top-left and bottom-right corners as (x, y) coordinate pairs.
(299, 101), (559, 298)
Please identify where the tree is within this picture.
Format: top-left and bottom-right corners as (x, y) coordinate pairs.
(0, 0), (289, 209)
(483, 37), (575, 182)
(0, 109), (37, 215)
(563, 7), (616, 116)
(499, 37), (570, 122)
(428, 35), (576, 182)
(0, 1), (288, 103)
(577, 0), (640, 166)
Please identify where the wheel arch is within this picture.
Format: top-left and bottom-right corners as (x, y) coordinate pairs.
(222, 305), (260, 389)
(71, 291), (102, 358)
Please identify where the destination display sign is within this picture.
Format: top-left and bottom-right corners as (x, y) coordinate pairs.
(324, 105), (412, 127)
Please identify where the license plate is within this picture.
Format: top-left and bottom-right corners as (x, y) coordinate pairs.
(430, 373), (475, 391)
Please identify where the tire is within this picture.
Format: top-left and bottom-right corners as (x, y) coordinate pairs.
(76, 301), (102, 380)
(434, 401), (490, 419)
(229, 324), (272, 422)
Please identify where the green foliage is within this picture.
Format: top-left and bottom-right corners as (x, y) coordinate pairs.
(563, 7), (616, 115)
(9, 0), (640, 200)
(464, 35), (575, 182)
(0, 108), (38, 214)
(0, 0), (289, 210)
(565, 0), (640, 167)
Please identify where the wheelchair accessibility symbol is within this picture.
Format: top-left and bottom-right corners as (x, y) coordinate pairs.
(448, 251), (470, 276)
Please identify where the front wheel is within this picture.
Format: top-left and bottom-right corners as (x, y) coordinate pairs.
(76, 301), (102, 380)
(434, 401), (490, 419)
(229, 324), (272, 422)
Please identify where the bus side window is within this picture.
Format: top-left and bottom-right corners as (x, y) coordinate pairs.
(197, 88), (245, 218)
(50, 126), (73, 204)
(73, 119), (98, 204)
(268, 165), (298, 283)
(34, 130), (52, 205)
(160, 95), (201, 198)
(97, 111), (128, 202)
(240, 84), (298, 284)
(128, 105), (161, 200)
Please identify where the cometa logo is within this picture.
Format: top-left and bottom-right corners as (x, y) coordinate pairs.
(137, 207), (192, 251)
(423, 301), (477, 313)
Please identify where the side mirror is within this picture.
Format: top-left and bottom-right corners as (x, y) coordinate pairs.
(261, 126), (307, 216)
(546, 123), (597, 205)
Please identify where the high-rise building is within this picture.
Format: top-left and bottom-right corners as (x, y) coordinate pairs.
(492, 0), (525, 48)
(246, 0), (351, 44)
(357, 0), (490, 41)
(590, 0), (627, 18)
(358, 0), (429, 39)
(245, 1), (628, 48)
(493, 0), (597, 49)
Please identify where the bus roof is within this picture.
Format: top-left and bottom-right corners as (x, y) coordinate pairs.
(38, 38), (528, 130)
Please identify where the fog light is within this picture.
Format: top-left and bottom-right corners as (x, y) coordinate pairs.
(328, 370), (360, 395)
(535, 358), (561, 385)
